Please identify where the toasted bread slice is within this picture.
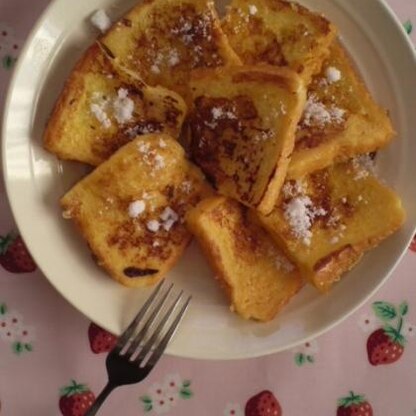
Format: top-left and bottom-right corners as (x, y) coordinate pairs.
(254, 159), (405, 292)
(61, 134), (211, 288)
(99, 0), (242, 101)
(222, 0), (336, 83)
(288, 43), (395, 179)
(44, 44), (187, 166)
(186, 196), (303, 321)
(189, 65), (306, 215)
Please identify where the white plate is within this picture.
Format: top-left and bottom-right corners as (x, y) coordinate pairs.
(2, 0), (416, 359)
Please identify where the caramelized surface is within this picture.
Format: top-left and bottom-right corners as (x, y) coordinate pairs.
(222, 0), (336, 83)
(61, 134), (211, 287)
(100, 0), (241, 102)
(186, 196), (303, 321)
(189, 65), (306, 214)
(255, 160), (405, 292)
(288, 43), (395, 178)
(44, 44), (187, 165)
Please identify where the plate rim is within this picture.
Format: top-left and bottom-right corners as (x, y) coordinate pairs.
(2, 0), (416, 360)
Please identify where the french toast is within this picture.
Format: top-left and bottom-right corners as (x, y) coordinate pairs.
(44, 44), (187, 166)
(60, 134), (212, 288)
(186, 196), (303, 321)
(254, 158), (405, 292)
(99, 0), (242, 102)
(288, 43), (395, 179)
(189, 65), (307, 215)
(222, 0), (337, 84)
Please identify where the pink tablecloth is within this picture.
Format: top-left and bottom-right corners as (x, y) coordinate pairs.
(0, 1), (415, 415)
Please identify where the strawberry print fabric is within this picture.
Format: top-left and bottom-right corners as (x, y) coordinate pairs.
(0, 0), (415, 415)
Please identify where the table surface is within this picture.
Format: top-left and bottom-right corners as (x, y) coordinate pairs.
(0, 1), (415, 415)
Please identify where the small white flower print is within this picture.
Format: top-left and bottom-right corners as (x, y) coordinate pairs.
(151, 396), (171, 414)
(402, 323), (416, 338)
(16, 325), (36, 343)
(302, 339), (319, 354)
(224, 402), (243, 416)
(0, 325), (19, 342)
(140, 375), (193, 414)
(165, 391), (178, 407)
(0, 303), (34, 354)
(358, 313), (378, 333)
(148, 382), (165, 400)
(293, 339), (319, 366)
(163, 373), (181, 393)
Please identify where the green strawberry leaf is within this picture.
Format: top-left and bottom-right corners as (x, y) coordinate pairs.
(182, 380), (191, 388)
(179, 388), (193, 399)
(337, 391), (366, 407)
(399, 301), (409, 317)
(0, 234), (13, 255)
(12, 341), (24, 355)
(140, 395), (152, 404)
(372, 301), (397, 321)
(144, 402), (152, 412)
(384, 325), (407, 346)
(404, 20), (413, 35)
(60, 380), (89, 397)
(294, 352), (305, 366)
(24, 343), (33, 352)
(2, 55), (16, 70)
(306, 354), (314, 363)
(0, 303), (7, 315)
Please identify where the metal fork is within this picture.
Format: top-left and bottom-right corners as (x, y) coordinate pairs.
(85, 281), (191, 416)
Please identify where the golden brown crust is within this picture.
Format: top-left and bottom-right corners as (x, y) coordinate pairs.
(61, 134), (212, 288)
(222, 0), (337, 83)
(99, 0), (242, 104)
(288, 42), (395, 179)
(44, 43), (187, 166)
(189, 65), (306, 215)
(255, 160), (405, 292)
(186, 196), (304, 321)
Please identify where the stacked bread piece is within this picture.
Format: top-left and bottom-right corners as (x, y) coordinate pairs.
(44, 0), (405, 322)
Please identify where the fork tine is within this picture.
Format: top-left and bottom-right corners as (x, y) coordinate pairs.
(145, 296), (191, 367)
(137, 296), (192, 367)
(133, 291), (184, 363)
(123, 283), (174, 356)
(114, 280), (165, 352)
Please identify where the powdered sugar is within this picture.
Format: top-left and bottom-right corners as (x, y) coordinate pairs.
(154, 154), (165, 169)
(180, 181), (193, 194)
(160, 207), (179, 231)
(248, 4), (258, 15)
(302, 94), (345, 128)
(90, 89), (134, 127)
(159, 138), (167, 148)
(352, 155), (375, 180)
(113, 88), (135, 124)
(167, 49), (180, 66)
(325, 66), (342, 84)
(282, 181), (305, 198)
(90, 10), (112, 32)
(284, 195), (326, 246)
(90, 102), (111, 129)
(275, 254), (295, 273)
(147, 220), (160, 233)
(128, 200), (145, 218)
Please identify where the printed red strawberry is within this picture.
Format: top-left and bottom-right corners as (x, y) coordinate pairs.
(367, 301), (408, 365)
(0, 233), (36, 273)
(59, 380), (95, 416)
(336, 391), (373, 416)
(88, 322), (117, 354)
(410, 234), (416, 252)
(245, 390), (282, 416)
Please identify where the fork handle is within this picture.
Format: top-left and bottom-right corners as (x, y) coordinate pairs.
(85, 382), (116, 416)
